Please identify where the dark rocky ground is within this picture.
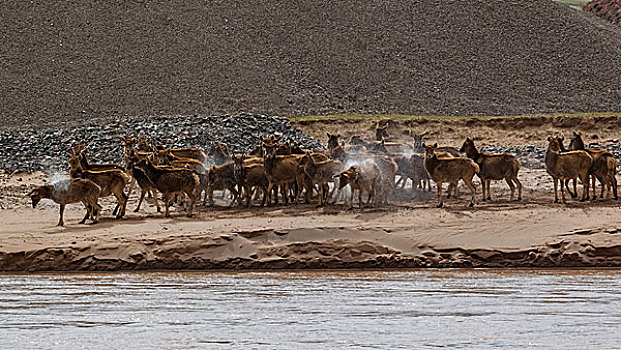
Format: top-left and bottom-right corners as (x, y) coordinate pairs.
(2, 0), (621, 127)
(2, 111), (621, 172)
(0, 114), (322, 171)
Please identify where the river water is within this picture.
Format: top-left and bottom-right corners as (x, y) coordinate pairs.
(1, 269), (620, 349)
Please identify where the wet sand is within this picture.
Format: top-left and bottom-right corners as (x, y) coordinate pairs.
(2, 169), (621, 271)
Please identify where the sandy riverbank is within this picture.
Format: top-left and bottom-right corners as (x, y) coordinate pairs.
(2, 170), (621, 272)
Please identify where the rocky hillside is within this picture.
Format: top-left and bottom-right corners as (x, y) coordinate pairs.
(2, 0), (621, 127)
(0, 114), (322, 171)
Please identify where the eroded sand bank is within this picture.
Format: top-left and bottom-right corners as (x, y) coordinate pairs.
(2, 191), (621, 271)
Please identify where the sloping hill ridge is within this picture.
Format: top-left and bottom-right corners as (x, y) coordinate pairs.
(2, 0), (621, 127)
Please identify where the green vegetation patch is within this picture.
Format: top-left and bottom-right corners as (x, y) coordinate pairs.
(555, 0), (589, 10)
(287, 112), (621, 123)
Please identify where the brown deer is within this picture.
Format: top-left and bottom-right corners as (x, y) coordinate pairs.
(29, 179), (102, 226)
(459, 138), (522, 201)
(232, 154), (269, 207)
(545, 136), (592, 203)
(375, 124), (390, 141)
(154, 149), (207, 175)
(69, 156), (130, 219)
(263, 143), (300, 206)
(158, 144), (207, 164)
(568, 132), (618, 200)
(334, 162), (380, 209)
(412, 131), (460, 156)
(206, 162), (240, 206)
(296, 152), (343, 205)
(423, 143), (479, 208)
(125, 152), (162, 213)
(136, 158), (199, 217)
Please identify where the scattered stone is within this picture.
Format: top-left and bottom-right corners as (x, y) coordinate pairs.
(0, 114), (323, 171)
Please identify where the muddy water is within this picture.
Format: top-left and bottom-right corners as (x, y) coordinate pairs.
(1, 270), (620, 349)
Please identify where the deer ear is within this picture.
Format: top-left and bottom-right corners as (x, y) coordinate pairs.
(433, 143), (438, 148)
(326, 133), (331, 138)
(547, 136), (551, 141)
(422, 142), (426, 148)
(336, 134), (341, 138)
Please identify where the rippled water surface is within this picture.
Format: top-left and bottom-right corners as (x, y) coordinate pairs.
(1, 270), (621, 349)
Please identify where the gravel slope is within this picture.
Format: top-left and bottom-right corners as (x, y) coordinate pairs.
(2, 0), (621, 126)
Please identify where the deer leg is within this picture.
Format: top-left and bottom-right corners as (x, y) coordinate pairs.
(581, 173), (589, 202)
(506, 177), (516, 201)
(317, 183), (324, 206)
(79, 201), (90, 224)
(58, 204), (65, 226)
(266, 183), (274, 206)
(514, 175), (523, 201)
(564, 179), (576, 198)
(207, 186), (215, 207)
(294, 182), (304, 204)
(120, 191), (128, 217)
(553, 178), (559, 203)
(151, 189), (161, 212)
(436, 181), (444, 208)
(464, 178), (476, 207)
(228, 186), (239, 207)
(185, 190), (196, 217)
(485, 179), (491, 201)
(562, 178), (569, 203)
(358, 186), (364, 209)
(91, 200), (101, 224)
(127, 177), (136, 198)
(113, 192), (124, 219)
(135, 189), (146, 212)
(163, 193), (171, 217)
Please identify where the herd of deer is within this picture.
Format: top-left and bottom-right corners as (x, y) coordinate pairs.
(26, 124), (619, 226)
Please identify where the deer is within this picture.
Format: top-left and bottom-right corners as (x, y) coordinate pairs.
(568, 132), (618, 200)
(459, 138), (522, 201)
(68, 155), (130, 219)
(334, 162), (380, 209)
(544, 136), (592, 203)
(423, 143), (479, 208)
(28, 178), (102, 226)
(412, 130), (460, 156)
(232, 154), (269, 207)
(136, 158), (199, 217)
(296, 152), (343, 205)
